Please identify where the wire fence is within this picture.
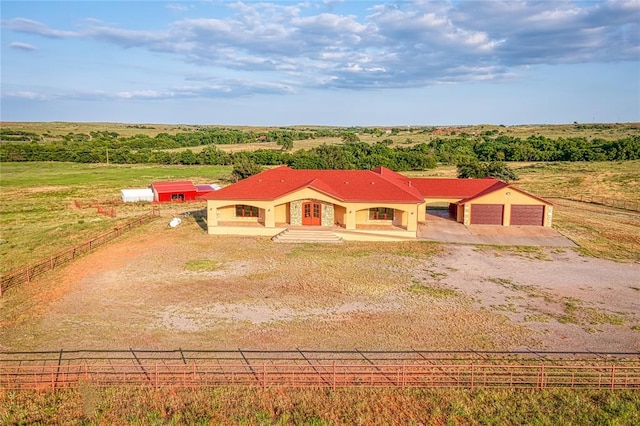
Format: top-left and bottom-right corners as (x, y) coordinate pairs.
(1, 350), (638, 391)
(545, 195), (640, 212)
(0, 210), (160, 296)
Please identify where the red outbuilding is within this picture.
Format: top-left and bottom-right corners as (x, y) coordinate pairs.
(150, 181), (221, 203)
(151, 181), (199, 203)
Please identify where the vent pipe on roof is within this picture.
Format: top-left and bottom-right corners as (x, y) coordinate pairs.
(409, 181), (412, 187)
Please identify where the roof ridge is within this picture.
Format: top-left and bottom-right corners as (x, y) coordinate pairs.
(369, 168), (424, 200)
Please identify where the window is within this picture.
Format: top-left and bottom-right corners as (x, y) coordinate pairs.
(235, 205), (259, 218)
(171, 193), (185, 202)
(369, 207), (394, 221)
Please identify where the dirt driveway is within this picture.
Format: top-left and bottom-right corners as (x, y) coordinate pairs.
(419, 213), (576, 247)
(1, 218), (638, 352)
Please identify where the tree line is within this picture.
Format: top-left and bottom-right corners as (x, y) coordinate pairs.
(1, 127), (638, 172)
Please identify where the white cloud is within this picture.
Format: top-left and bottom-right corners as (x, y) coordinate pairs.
(8, 41), (36, 51)
(2, 1), (638, 95)
(3, 17), (79, 38)
(165, 3), (191, 12)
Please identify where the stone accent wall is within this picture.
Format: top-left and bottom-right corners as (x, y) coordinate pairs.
(321, 202), (334, 227)
(290, 200), (303, 226)
(289, 199), (334, 226)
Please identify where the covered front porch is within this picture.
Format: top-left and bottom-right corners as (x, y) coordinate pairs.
(208, 194), (420, 232)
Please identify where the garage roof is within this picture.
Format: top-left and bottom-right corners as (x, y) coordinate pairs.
(410, 178), (500, 198)
(201, 166), (551, 206)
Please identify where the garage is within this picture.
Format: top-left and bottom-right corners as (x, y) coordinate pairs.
(511, 205), (544, 226)
(470, 204), (504, 225)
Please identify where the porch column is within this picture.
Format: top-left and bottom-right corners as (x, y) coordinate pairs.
(417, 202), (427, 223)
(264, 205), (276, 228)
(345, 208), (356, 230)
(207, 204), (218, 233)
(406, 208), (418, 233)
(544, 205), (553, 227)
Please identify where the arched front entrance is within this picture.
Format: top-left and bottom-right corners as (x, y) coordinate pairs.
(302, 201), (322, 225)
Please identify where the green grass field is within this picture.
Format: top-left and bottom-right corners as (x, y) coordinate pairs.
(2, 387), (638, 425)
(0, 163), (231, 273)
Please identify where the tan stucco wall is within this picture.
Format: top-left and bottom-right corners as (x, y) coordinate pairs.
(424, 197), (463, 205)
(463, 187), (552, 226)
(207, 188), (422, 234)
(215, 204), (263, 224)
(274, 203), (289, 224)
(351, 203), (419, 231)
(334, 205), (347, 226)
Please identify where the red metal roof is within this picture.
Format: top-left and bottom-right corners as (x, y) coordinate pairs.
(410, 178), (500, 198)
(458, 182), (552, 206)
(201, 166), (425, 203)
(151, 181), (197, 193)
(201, 166), (548, 205)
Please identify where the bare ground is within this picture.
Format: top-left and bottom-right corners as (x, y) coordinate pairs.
(1, 217), (638, 352)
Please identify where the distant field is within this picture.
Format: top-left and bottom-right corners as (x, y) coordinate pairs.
(2, 121), (638, 142)
(0, 162), (231, 273)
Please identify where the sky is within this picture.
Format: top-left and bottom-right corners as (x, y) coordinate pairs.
(1, 0), (639, 126)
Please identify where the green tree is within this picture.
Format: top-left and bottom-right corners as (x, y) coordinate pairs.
(484, 161), (519, 182)
(456, 161), (486, 179)
(457, 161), (518, 182)
(341, 132), (360, 143)
(276, 135), (294, 151)
(232, 157), (263, 181)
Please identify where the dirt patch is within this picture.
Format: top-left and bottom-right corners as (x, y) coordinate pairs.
(416, 245), (640, 351)
(1, 218), (638, 352)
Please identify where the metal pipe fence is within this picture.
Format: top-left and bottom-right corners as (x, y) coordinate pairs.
(545, 195), (640, 212)
(0, 209), (159, 296)
(1, 350), (638, 391)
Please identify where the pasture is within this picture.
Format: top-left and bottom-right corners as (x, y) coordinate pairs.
(3, 121), (638, 142)
(1, 159), (639, 423)
(1, 161), (639, 352)
(2, 160), (638, 274)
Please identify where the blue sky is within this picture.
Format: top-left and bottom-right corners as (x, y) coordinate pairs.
(1, 0), (639, 126)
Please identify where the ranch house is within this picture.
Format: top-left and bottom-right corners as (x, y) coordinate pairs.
(201, 166), (553, 239)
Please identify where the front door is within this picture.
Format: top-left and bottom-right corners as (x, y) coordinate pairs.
(302, 202), (322, 225)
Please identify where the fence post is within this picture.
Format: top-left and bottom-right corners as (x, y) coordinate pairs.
(155, 362), (159, 390)
(611, 365), (616, 390)
(539, 364), (545, 390)
(332, 362), (336, 391)
(402, 361), (406, 388)
(262, 363), (267, 390)
(470, 363), (474, 391)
